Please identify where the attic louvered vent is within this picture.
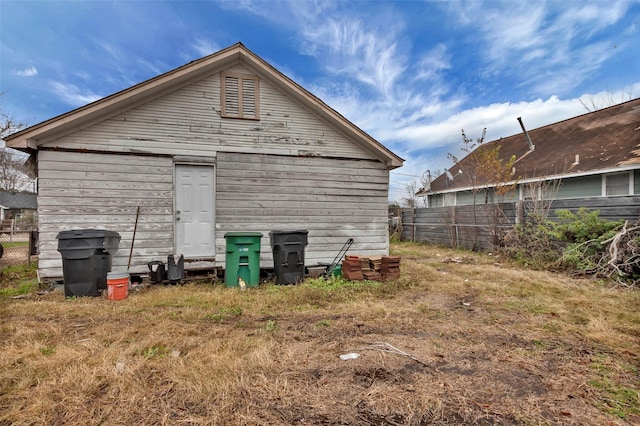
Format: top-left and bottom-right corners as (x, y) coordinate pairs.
(221, 71), (260, 120)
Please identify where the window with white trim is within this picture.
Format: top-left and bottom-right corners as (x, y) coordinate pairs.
(443, 193), (456, 207)
(604, 172), (632, 196)
(221, 72), (259, 120)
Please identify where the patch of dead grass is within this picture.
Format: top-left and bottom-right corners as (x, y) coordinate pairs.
(1, 242), (640, 425)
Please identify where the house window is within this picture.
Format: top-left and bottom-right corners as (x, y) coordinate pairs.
(604, 172), (632, 196)
(443, 193), (456, 207)
(221, 72), (260, 120)
(520, 183), (542, 201)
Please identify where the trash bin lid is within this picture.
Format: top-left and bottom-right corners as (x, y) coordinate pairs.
(268, 230), (309, 236)
(56, 229), (121, 239)
(224, 232), (263, 238)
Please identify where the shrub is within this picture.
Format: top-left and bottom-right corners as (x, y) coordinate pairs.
(502, 208), (623, 276)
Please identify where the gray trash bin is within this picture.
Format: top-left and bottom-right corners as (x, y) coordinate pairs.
(167, 254), (184, 282)
(56, 229), (121, 297)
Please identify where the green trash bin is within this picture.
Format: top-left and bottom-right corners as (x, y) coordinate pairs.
(224, 232), (263, 288)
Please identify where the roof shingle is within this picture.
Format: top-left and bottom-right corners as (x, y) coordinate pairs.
(424, 98), (640, 194)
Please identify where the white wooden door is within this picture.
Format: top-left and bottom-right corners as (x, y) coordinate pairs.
(175, 165), (215, 258)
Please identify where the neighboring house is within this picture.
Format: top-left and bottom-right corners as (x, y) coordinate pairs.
(418, 98), (640, 207)
(5, 42), (403, 281)
(0, 191), (37, 226)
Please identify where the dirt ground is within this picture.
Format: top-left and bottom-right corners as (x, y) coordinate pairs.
(1, 243), (639, 425)
(234, 298), (635, 425)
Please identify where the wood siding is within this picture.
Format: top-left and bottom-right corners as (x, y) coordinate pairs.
(402, 195), (640, 251)
(39, 65), (374, 161)
(216, 152), (390, 267)
(401, 204), (515, 251)
(34, 62), (392, 279)
(37, 150), (174, 279)
(38, 149), (391, 279)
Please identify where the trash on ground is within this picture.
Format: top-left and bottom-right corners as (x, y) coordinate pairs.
(339, 352), (360, 360)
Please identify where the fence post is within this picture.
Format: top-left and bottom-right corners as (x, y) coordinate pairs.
(450, 206), (457, 249)
(516, 200), (524, 225)
(411, 208), (416, 242)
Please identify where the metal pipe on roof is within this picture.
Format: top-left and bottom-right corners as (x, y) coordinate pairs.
(517, 117), (535, 151)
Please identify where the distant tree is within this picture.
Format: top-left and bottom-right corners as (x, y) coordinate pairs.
(401, 181), (421, 208)
(400, 169), (440, 209)
(579, 88), (635, 112)
(388, 201), (402, 216)
(447, 128), (518, 249)
(420, 169), (441, 192)
(449, 128), (517, 205)
(0, 94), (32, 192)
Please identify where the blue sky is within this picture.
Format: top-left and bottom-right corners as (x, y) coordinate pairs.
(1, 0), (639, 202)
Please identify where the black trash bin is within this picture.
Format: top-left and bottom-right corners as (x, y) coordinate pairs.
(269, 230), (308, 285)
(56, 229), (121, 297)
(148, 260), (166, 283)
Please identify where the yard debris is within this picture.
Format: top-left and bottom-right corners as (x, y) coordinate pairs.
(565, 219), (640, 288)
(11, 294), (30, 299)
(339, 352), (360, 360)
(357, 342), (434, 369)
(601, 220), (640, 288)
(341, 255), (401, 281)
(36, 284), (56, 295)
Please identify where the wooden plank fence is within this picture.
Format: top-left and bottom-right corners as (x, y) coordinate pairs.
(401, 196), (640, 251)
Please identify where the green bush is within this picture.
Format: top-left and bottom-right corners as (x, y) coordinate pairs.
(502, 216), (563, 270)
(503, 208), (623, 275)
(553, 208), (622, 243)
(553, 209), (622, 272)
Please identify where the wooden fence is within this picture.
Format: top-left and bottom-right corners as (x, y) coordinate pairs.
(400, 196), (640, 251)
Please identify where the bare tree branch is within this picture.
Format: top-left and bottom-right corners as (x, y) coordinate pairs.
(0, 92), (33, 192)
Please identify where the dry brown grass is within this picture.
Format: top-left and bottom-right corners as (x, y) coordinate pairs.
(1, 242), (639, 425)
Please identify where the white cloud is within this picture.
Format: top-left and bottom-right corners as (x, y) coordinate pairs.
(395, 96), (587, 151)
(452, 1), (629, 96)
(97, 41), (123, 61)
(386, 86), (640, 202)
(14, 66), (38, 77)
(299, 14), (407, 99)
(49, 81), (102, 106)
(191, 38), (220, 57)
(226, 1), (410, 100)
(74, 71), (91, 81)
(414, 44), (451, 83)
(137, 58), (164, 76)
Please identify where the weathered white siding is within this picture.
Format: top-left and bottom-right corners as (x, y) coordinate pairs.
(34, 61), (393, 280)
(216, 152), (390, 267)
(39, 65), (375, 161)
(37, 150), (174, 279)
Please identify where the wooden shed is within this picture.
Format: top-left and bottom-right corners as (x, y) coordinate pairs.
(5, 43), (403, 281)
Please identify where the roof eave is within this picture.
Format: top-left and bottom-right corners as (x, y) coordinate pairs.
(6, 43), (403, 169)
(237, 47), (404, 169)
(421, 163), (640, 196)
(5, 43), (245, 149)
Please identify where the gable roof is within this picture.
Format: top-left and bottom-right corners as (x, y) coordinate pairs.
(421, 97), (640, 195)
(0, 191), (37, 210)
(5, 42), (403, 169)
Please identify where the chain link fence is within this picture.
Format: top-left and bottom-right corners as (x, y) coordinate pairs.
(0, 230), (37, 269)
